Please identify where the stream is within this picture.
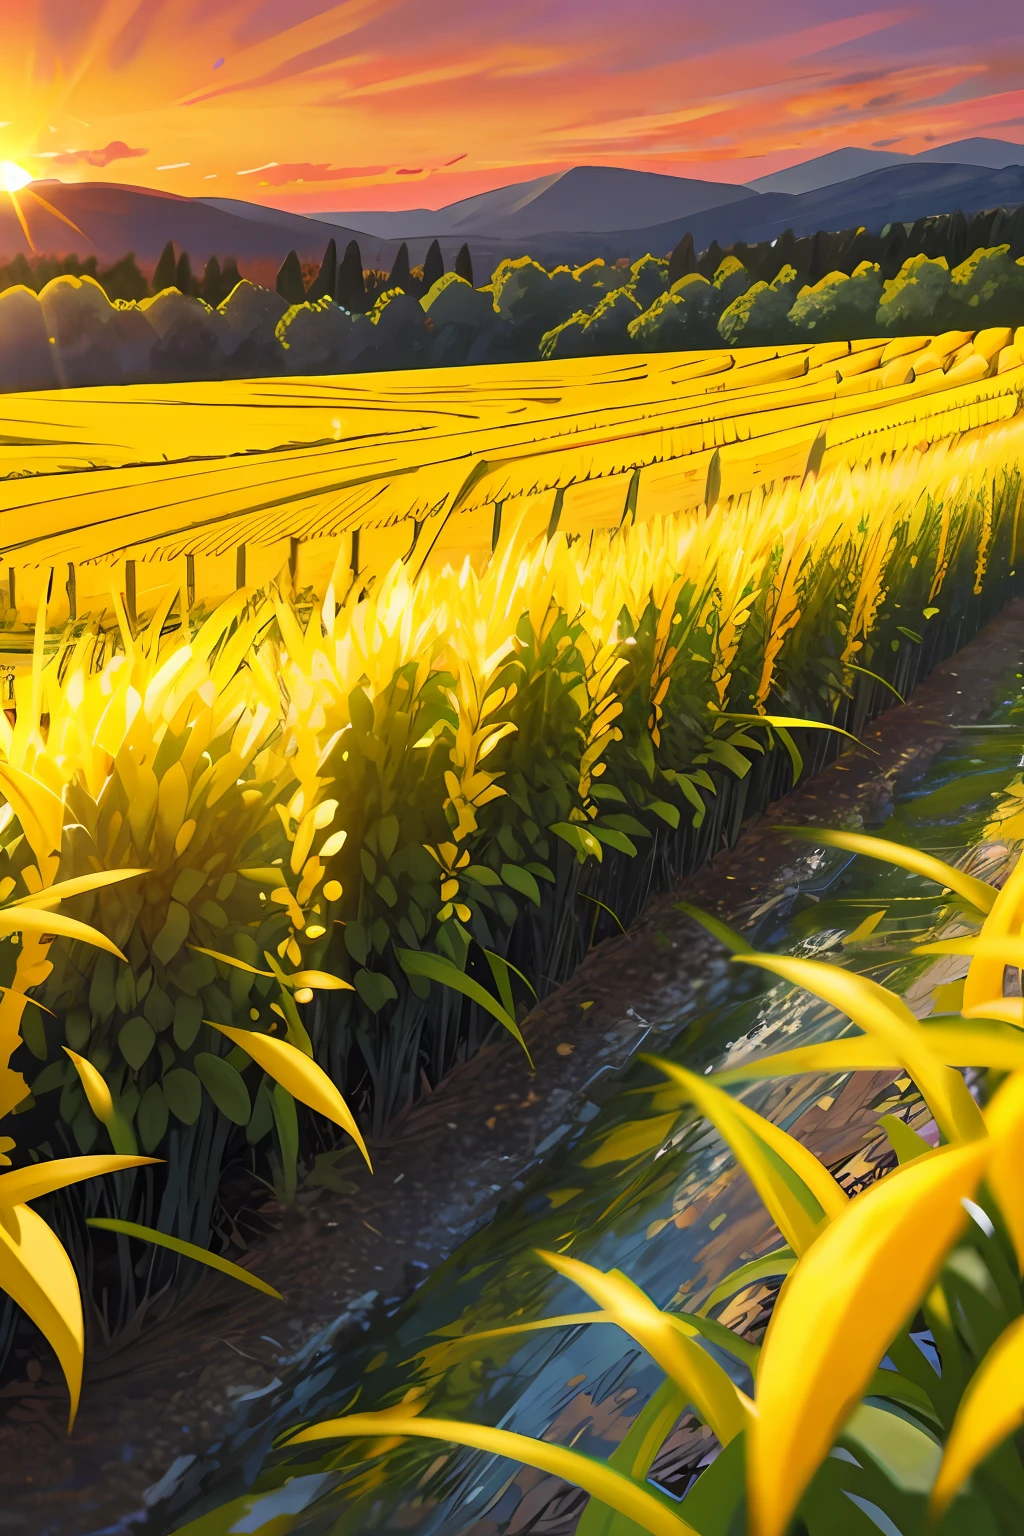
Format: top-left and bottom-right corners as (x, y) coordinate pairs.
(149, 679), (1024, 1536)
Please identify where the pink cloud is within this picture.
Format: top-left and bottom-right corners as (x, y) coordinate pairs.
(49, 140), (148, 169)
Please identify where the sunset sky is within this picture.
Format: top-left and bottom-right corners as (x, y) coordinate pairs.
(3, 0), (1023, 213)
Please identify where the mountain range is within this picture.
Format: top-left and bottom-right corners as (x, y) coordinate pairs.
(313, 165), (752, 240)
(745, 136), (1024, 195)
(2, 135), (1022, 280)
(322, 138), (1024, 238)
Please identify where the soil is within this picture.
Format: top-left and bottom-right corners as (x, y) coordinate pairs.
(2, 598), (1023, 1536)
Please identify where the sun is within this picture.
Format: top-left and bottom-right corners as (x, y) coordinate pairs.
(0, 161), (32, 193)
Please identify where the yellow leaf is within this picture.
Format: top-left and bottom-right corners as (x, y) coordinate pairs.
(0, 1153), (156, 1206)
(538, 1251), (750, 1445)
(749, 1140), (989, 1536)
(0, 905), (127, 960)
(285, 969), (354, 992)
(846, 909), (886, 943)
(930, 1314), (1024, 1518)
(983, 1072), (1024, 1273)
(734, 954), (986, 1144)
(714, 1017), (1024, 1082)
(777, 827), (996, 914)
(0, 1203), (84, 1430)
(582, 1113), (678, 1167)
(0, 764), (65, 864)
(189, 945), (274, 977)
(63, 1048), (114, 1123)
(964, 849), (1024, 1012)
(284, 1414), (696, 1536)
(964, 998), (1024, 1027)
(156, 761), (189, 853)
(205, 1022), (371, 1171)
(14, 867), (147, 911)
(650, 1057), (846, 1254)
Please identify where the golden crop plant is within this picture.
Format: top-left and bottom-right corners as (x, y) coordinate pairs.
(0, 364), (1020, 1387)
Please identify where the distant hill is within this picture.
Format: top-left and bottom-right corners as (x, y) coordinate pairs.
(915, 137), (1024, 168)
(517, 160), (1024, 267)
(747, 148), (913, 195)
(749, 137), (1023, 196)
(317, 165), (753, 240)
(0, 182), (390, 277)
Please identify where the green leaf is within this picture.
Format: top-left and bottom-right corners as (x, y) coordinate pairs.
(171, 868), (207, 906)
(601, 815), (650, 838)
(483, 949), (536, 1010)
(194, 1052), (251, 1125)
(699, 1248), (796, 1316)
(377, 814), (400, 860)
(344, 921), (369, 965)
(674, 902), (753, 955)
(153, 901), (190, 965)
(271, 1082), (299, 1205)
(550, 822), (603, 862)
(465, 864), (502, 886)
(501, 863), (541, 907)
(397, 948), (533, 1064)
(118, 1016), (155, 1070)
(172, 994), (203, 1050)
(845, 662), (906, 705)
(591, 827), (638, 857)
(578, 892), (627, 935)
(774, 726), (803, 783)
(86, 1218), (283, 1299)
(647, 799), (680, 829)
(353, 968), (399, 1013)
(589, 783), (627, 803)
(704, 740), (752, 778)
(136, 1082), (168, 1153)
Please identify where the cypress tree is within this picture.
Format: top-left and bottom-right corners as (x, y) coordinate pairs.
(97, 253), (148, 302)
(201, 255), (224, 305)
(421, 238), (444, 295)
(275, 249), (306, 305)
(335, 240), (365, 311)
(220, 257), (242, 297)
(152, 240), (177, 293)
(305, 238), (338, 302)
(808, 229), (834, 283)
(667, 233), (696, 284)
(174, 250), (194, 295)
(388, 241), (412, 292)
(773, 228), (797, 271)
(454, 242), (473, 286)
(698, 239), (724, 280)
(879, 223), (910, 279)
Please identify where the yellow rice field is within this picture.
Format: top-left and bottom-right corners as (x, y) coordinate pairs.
(0, 327), (1020, 622)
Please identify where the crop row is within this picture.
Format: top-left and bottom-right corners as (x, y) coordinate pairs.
(0, 416), (1019, 1373)
(0, 325), (1020, 622)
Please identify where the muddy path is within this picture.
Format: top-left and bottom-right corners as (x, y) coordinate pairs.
(2, 598), (1023, 1536)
